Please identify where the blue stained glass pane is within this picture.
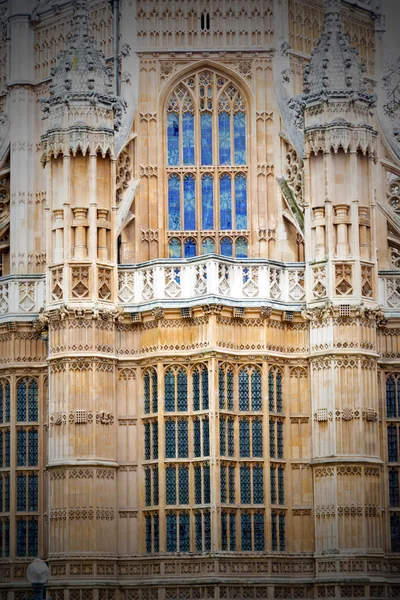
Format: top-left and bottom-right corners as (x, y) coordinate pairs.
(253, 465), (264, 504)
(166, 513), (177, 552)
(254, 512), (264, 551)
(194, 420), (201, 457)
(220, 465), (227, 503)
(202, 175), (214, 230)
(167, 112), (180, 166)
(152, 371), (158, 413)
(230, 513), (236, 551)
(0, 431), (2, 467)
(194, 466), (202, 504)
(268, 372), (274, 412)
(236, 237), (248, 258)
(269, 420), (276, 459)
(277, 421), (284, 459)
(239, 369), (249, 411)
(17, 475), (26, 512)
(184, 174), (196, 230)
(5, 383), (10, 423)
(220, 175), (232, 230)
(5, 474), (10, 512)
(145, 515), (152, 553)
(195, 512), (202, 552)
(271, 513), (277, 551)
(276, 373), (283, 413)
(177, 369), (188, 412)
(193, 369), (200, 411)
(239, 420), (250, 457)
(179, 467), (189, 505)
(204, 464), (210, 503)
(202, 369), (209, 410)
(251, 370), (262, 411)
(278, 467), (284, 505)
(235, 174), (247, 230)
(203, 418), (210, 456)
(229, 466), (235, 503)
(153, 422), (159, 460)
(387, 378), (396, 417)
(17, 520), (26, 556)
(184, 238), (196, 258)
(169, 238), (181, 259)
(252, 419), (263, 457)
(182, 112), (195, 165)
(219, 368), (225, 410)
(227, 370), (234, 410)
(279, 513), (285, 551)
(154, 515), (159, 552)
(5, 430), (9, 467)
(165, 369), (175, 412)
(228, 419), (235, 457)
(28, 382), (38, 422)
(144, 422), (150, 460)
(219, 112), (231, 165)
(270, 467), (276, 504)
(204, 510), (211, 551)
(153, 467), (159, 505)
(144, 373), (150, 414)
(168, 175), (181, 230)
(234, 111), (246, 165)
(178, 420), (188, 458)
(145, 468), (151, 506)
(202, 238), (214, 254)
(165, 420), (176, 459)
(200, 112), (213, 165)
(241, 513), (252, 551)
(221, 238), (233, 257)
(220, 418), (226, 456)
(166, 466), (177, 505)
(17, 381), (27, 422)
(240, 466), (251, 504)
(28, 475), (38, 512)
(179, 513), (190, 552)
(17, 429), (26, 467)
(221, 512), (227, 550)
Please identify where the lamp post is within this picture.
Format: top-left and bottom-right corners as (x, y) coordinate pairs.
(26, 558), (49, 600)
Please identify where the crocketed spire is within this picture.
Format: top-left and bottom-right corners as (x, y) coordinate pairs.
(303, 0), (370, 102)
(48, 0), (112, 102)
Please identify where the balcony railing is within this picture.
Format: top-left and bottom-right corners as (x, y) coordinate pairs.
(0, 275), (46, 322)
(379, 271), (400, 310)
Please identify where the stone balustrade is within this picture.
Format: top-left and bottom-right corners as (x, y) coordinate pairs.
(0, 274), (46, 322)
(379, 272), (400, 310)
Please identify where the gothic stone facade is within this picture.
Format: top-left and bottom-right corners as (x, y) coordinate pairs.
(0, 0), (399, 598)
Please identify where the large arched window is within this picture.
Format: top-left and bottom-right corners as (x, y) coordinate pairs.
(166, 70), (248, 258)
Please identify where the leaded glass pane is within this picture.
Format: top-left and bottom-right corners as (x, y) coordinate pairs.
(169, 238), (181, 258)
(389, 470), (399, 507)
(0, 478), (2, 513)
(253, 465), (264, 504)
(152, 371), (158, 413)
(28, 430), (38, 466)
(0, 384), (3, 423)
(194, 466), (202, 504)
(168, 175), (181, 230)
(227, 370), (234, 410)
(145, 515), (152, 553)
(153, 421), (158, 460)
(221, 511), (227, 550)
(204, 510), (211, 551)
(166, 466), (177, 505)
(252, 418), (263, 457)
(144, 422), (151, 460)
(238, 369), (249, 411)
(271, 513), (277, 551)
(17, 429), (26, 467)
(220, 465), (227, 503)
(202, 238), (214, 254)
(154, 515), (159, 552)
(178, 419), (188, 458)
(235, 174), (247, 230)
(270, 466), (276, 504)
(277, 421), (284, 459)
(178, 466), (189, 505)
(229, 466), (235, 503)
(234, 110), (246, 165)
(165, 369), (175, 412)
(268, 372), (274, 412)
(4, 430), (9, 467)
(204, 464), (210, 503)
(219, 368), (225, 410)
(220, 175), (232, 230)
(254, 512), (264, 551)
(0, 431), (2, 467)
(184, 175), (196, 230)
(228, 419), (235, 456)
(276, 372), (283, 413)
(17, 475), (26, 512)
(194, 420), (201, 457)
(5, 474), (10, 512)
(29, 520), (38, 557)
(230, 512), (236, 551)
(193, 369), (200, 411)
(5, 383), (10, 423)
(398, 382), (400, 418)
(144, 373), (150, 414)
(202, 368), (209, 410)
(17, 381), (26, 422)
(195, 512), (202, 552)
(153, 467), (159, 505)
(166, 513), (177, 552)
(241, 512), (251, 551)
(165, 420), (176, 459)
(182, 112), (195, 165)
(179, 513), (190, 552)
(16, 520), (26, 556)
(200, 112), (213, 165)
(219, 112), (231, 165)
(145, 468), (151, 506)
(269, 420), (275, 459)
(251, 370), (262, 411)
(236, 237), (248, 258)
(0, 520), (2, 556)
(167, 113), (180, 166)
(388, 377), (397, 417)
(279, 513), (285, 551)
(28, 381), (38, 422)
(278, 467), (284, 505)
(239, 420), (250, 457)
(220, 418), (226, 455)
(177, 369), (188, 412)
(391, 513), (400, 552)
(240, 466), (251, 504)
(202, 174), (214, 230)
(203, 418), (210, 456)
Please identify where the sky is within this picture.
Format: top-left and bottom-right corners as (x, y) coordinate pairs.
(383, 0), (400, 60)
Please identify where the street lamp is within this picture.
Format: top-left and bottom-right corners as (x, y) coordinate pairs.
(26, 558), (49, 600)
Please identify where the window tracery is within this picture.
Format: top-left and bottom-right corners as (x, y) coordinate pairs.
(166, 70), (248, 258)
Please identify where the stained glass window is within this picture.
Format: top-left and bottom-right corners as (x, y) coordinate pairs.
(179, 513), (190, 552)
(168, 175), (180, 230)
(166, 466), (177, 505)
(220, 465), (227, 503)
(239, 368), (249, 411)
(195, 466), (202, 504)
(177, 369), (188, 411)
(165, 420), (176, 459)
(219, 111), (231, 165)
(269, 420), (275, 459)
(169, 237), (181, 258)
(253, 465), (264, 504)
(195, 512), (202, 552)
(278, 467), (285, 505)
(202, 175), (214, 230)
(391, 513), (400, 552)
(254, 512), (264, 551)
(220, 175), (232, 230)
(389, 469), (399, 507)
(236, 237), (248, 258)
(270, 466), (276, 504)
(240, 466), (251, 504)
(252, 419), (263, 457)
(166, 513), (177, 552)
(229, 466), (235, 503)
(239, 419), (250, 457)
(204, 464), (210, 503)
(167, 113), (179, 166)
(202, 238), (215, 254)
(194, 419), (201, 457)
(182, 112), (195, 165)
(178, 419), (188, 458)
(203, 418), (210, 456)
(184, 174), (196, 230)
(0, 380), (10, 424)
(241, 512), (252, 551)
(388, 425), (398, 462)
(235, 174), (247, 230)
(228, 419), (234, 456)
(178, 466), (189, 505)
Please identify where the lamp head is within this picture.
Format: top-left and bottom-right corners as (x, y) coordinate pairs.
(26, 558), (49, 585)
